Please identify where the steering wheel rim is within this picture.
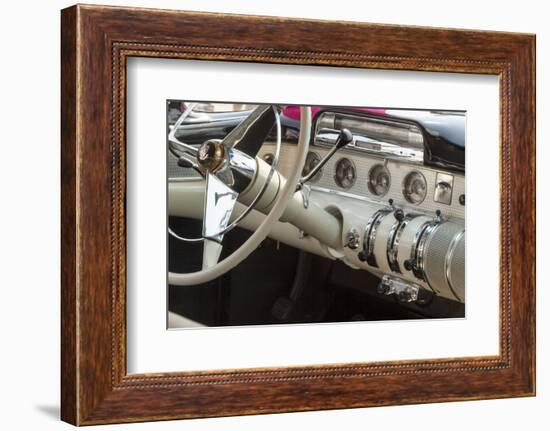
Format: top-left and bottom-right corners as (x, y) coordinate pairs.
(168, 106), (311, 286)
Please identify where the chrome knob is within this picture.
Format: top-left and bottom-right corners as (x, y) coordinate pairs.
(345, 228), (360, 250)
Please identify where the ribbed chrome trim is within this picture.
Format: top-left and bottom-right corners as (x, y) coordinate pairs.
(387, 214), (418, 274)
(309, 185), (383, 205)
(362, 208), (391, 268)
(409, 220), (432, 273)
(386, 219), (401, 272)
(411, 221), (441, 293)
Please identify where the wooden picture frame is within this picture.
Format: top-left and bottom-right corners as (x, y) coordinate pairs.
(61, 4), (536, 425)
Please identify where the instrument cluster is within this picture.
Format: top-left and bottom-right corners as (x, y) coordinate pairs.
(264, 145), (466, 221)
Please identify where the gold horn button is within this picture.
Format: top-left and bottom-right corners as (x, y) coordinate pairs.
(197, 139), (226, 173)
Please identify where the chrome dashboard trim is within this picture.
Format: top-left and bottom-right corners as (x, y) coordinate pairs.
(168, 176), (205, 182)
(309, 185), (384, 205)
(315, 130), (424, 164)
(409, 220), (432, 277)
(412, 220), (441, 292)
(387, 214), (418, 274)
(314, 111), (425, 164)
(363, 208), (392, 268)
(386, 217), (402, 273)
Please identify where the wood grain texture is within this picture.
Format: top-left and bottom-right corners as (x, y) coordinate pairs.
(60, 4), (536, 425)
(60, 6), (78, 425)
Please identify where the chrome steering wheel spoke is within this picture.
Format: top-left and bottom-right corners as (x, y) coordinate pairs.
(203, 172), (239, 242)
(201, 173), (238, 269)
(222, 104), (277, 157)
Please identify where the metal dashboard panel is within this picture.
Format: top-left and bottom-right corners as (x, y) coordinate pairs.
(258, 142), (465, 221)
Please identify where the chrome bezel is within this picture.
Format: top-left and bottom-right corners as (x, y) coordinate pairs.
(303, 151), (323, 183)
(402, 170), (427, 205)
(387, 214), (418, 274)
(410, 220), (440, 284)
(362, 208), (392, 268)
(367, 163), (391, 197)
(333, 157), (357, 190)
(386, 219), (402, 273)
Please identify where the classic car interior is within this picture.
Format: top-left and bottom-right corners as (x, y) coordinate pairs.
(167, 102), (466, 328)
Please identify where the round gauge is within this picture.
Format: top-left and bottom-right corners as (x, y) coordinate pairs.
(367, 164), (391, 196)
(402, 171), (427, 204)
(302, 151), (322, 182)
(262, 153), (274, 165)
(334, 158), (356, 189)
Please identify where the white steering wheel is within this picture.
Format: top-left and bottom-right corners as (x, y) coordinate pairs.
(168, 106), (311, 286)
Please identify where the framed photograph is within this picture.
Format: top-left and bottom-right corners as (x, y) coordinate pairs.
(61, 4), (535, 425)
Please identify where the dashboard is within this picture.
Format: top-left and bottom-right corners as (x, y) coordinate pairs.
(168, 107), (466, 305)
(256, 139), (465, 303)
(257, 143), (465, 221)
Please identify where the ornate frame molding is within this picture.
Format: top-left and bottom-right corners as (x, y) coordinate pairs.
(61, 5), (535, 425)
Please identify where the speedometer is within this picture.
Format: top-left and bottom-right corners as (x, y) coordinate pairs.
(403, 171), (427, 204)
(334, 158), (356, 189)
(367, 164), (391, 196)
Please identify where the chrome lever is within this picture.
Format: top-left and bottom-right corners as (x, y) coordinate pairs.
(168, 139), (199, 158)
(296, 128), (353, 191)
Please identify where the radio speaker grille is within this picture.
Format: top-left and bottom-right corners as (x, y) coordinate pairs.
(449, 233), (465, 301)
(424, 222), (464, 301)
